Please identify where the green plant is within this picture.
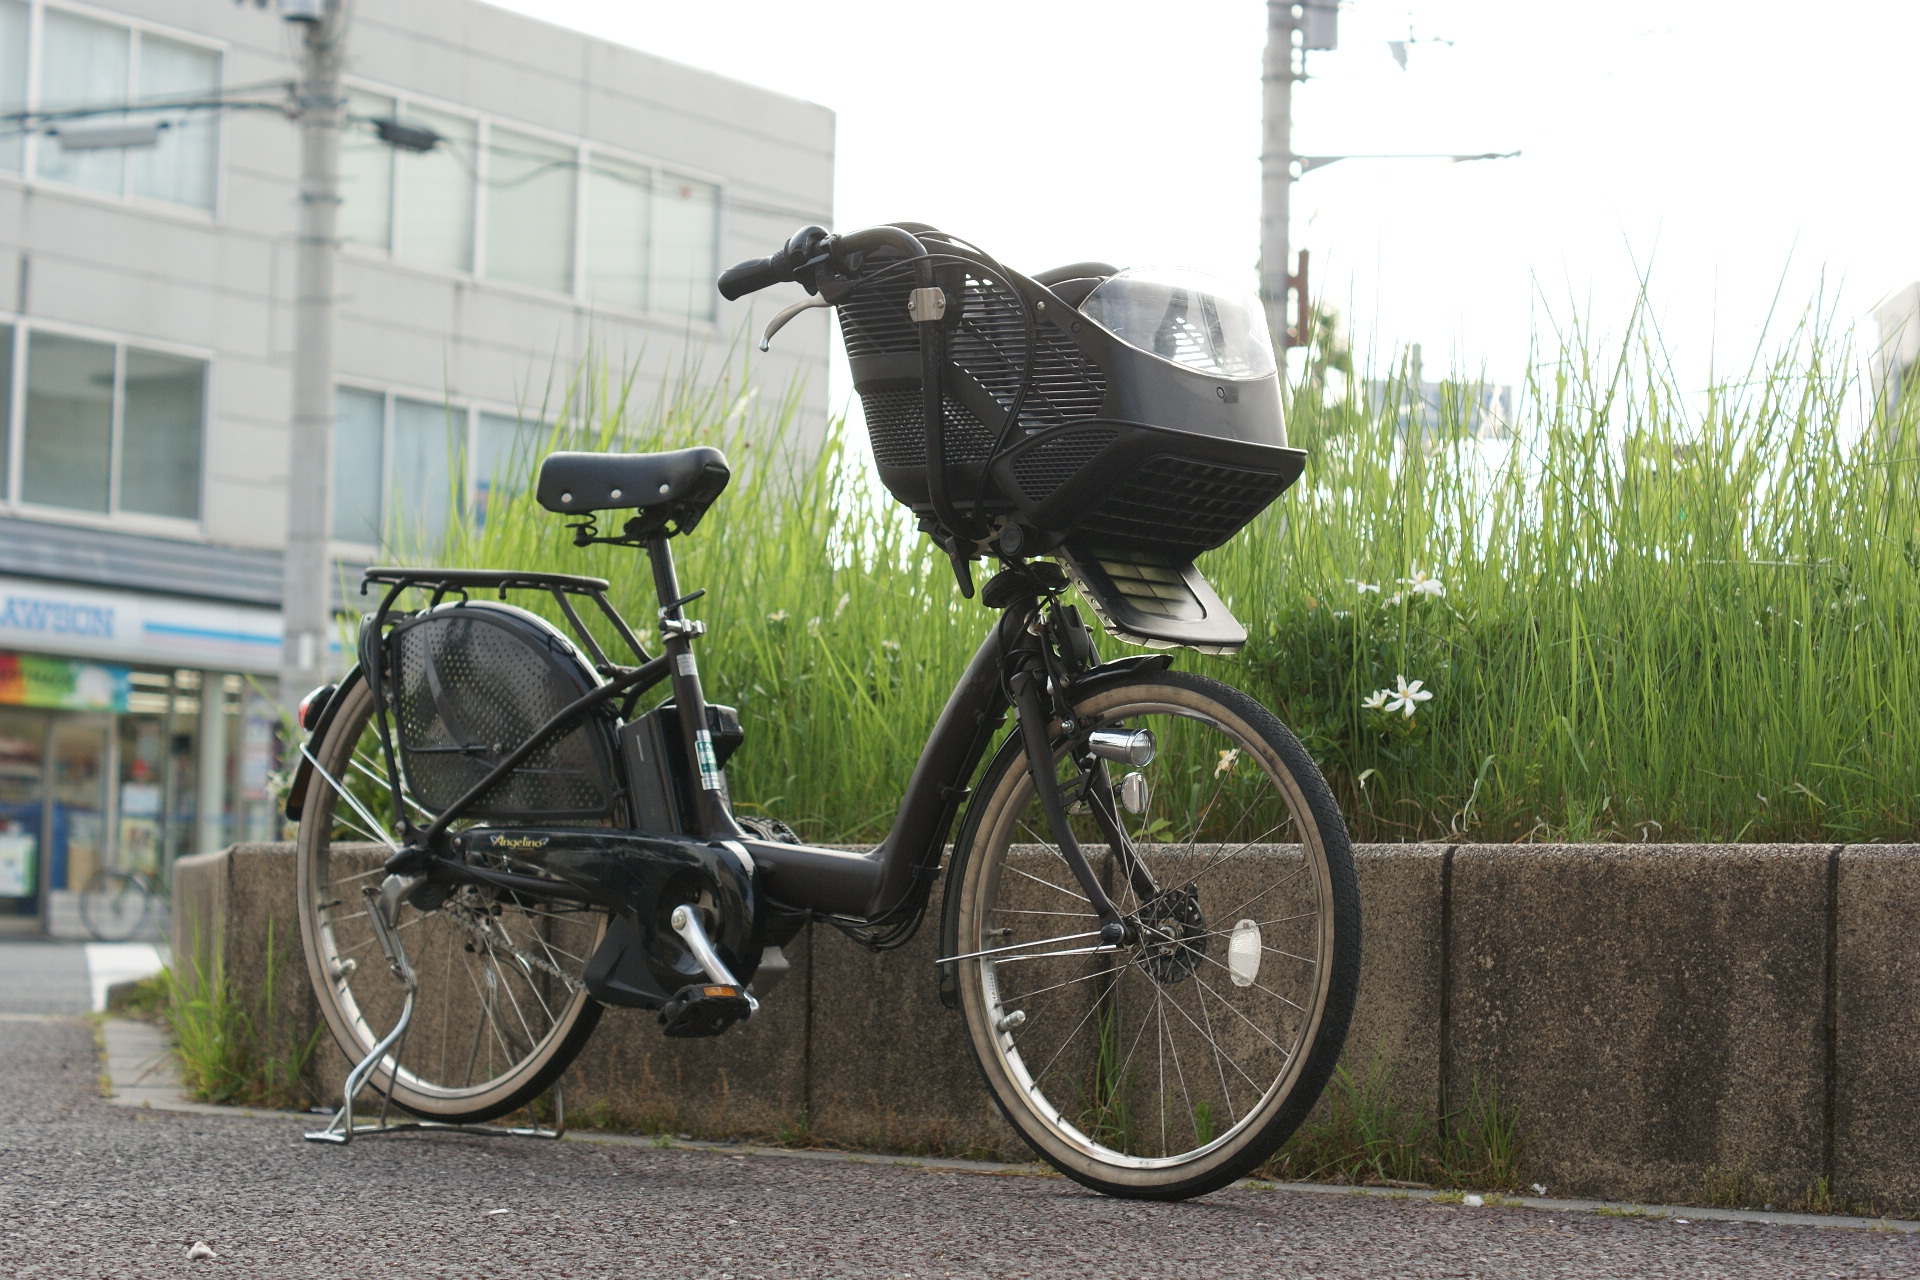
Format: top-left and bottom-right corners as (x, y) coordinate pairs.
(1077, 1003), (1136, 1153)
(1438, 1076), (1522, 1191)
(403, 297), (1920, 847)
(166, 920), (320, 1109)
(1264, 1054), (1431, 1186)
(1258, 1051), (1522, 1191)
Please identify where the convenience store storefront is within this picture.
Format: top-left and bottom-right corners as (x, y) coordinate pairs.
(0, 576), (283, 936)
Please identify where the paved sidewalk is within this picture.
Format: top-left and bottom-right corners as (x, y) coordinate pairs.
(0, 938), (164, 1015)
(2, 1016), (1917, 1278)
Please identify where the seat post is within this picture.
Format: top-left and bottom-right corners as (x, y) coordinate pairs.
(647, 536), (739, 841)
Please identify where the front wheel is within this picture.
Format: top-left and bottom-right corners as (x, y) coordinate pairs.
(947, 669), (1360, 1199)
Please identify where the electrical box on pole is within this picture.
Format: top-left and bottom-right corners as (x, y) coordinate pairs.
(1300, 0), (1338, 51)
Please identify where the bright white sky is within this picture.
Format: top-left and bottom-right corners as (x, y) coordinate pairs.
(494, 0), (1919, 401)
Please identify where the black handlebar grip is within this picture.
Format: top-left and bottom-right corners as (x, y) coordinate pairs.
(717, 255), (791, 301)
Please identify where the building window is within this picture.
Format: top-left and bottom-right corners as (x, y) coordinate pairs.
(0, 3), (28, 175)
(29, 6), (220, 212)
(19, 330), (204, 520)
(485, 126), (575, 294)
(339, 88), (394, 252)
(584, 154), (648, 312)
(340, 86), (719, 321)
(396, 104), (475, 274)
(332, 387), (546, 550)
(650, 176), (719, 323)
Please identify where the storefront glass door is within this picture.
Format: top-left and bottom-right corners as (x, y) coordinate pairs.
(0, 708), (46, 917)
(50, 716), (111, 893)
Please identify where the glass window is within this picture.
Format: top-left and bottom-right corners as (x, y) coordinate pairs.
(472, 410), (544, 526)
(0, 324), (11, 490)
(586, 153), (649, 311)
(339, 89), (395, 251)
(0, 1), (27, 175)
(396, 105), (475, 274)
(485, 126), (575, 294)
(332, 387), (384, 546)
(23, 333), (115, 513)
(36, 9), (130, 196)
(128, 33), (219, 211)
(390, 397), (462, 550)
(119, 348), (204, 519)
(652, 175), (717, 320)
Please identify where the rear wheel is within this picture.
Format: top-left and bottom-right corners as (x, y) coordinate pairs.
(295, 677), (609, 1123)
(949, 670), (1360, 1199)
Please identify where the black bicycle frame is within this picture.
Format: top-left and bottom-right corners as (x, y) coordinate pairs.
(316, 540), (1152, 941)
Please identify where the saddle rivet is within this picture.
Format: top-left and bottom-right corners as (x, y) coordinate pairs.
(659, 483), (670, 494)
(560, 491), (572, 503)
(610, 488), (622, 500)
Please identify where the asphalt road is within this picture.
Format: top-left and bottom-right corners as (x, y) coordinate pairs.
(2, 1017), (1917, 1279)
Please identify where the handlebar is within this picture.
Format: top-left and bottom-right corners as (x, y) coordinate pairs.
(716, 253), (792, 301)
(715, 224), (933, 301)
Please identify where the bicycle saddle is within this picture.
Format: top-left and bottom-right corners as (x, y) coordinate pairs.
(536, 447), (731, 516)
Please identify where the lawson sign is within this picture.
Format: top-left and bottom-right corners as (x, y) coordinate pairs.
(0, 575), (282, 673)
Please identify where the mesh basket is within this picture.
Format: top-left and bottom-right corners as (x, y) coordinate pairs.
(388, 603), (616, 820)
(839, 268), (1107, 500)
(837, 252), (1301, 558)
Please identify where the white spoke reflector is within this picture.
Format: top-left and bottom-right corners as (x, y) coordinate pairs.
(1228, 919), (1262, 988)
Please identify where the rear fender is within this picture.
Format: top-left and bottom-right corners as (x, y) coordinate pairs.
(283, 665), (366, 823)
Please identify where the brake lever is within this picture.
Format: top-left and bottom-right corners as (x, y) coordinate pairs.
(759, 295), (833, 351)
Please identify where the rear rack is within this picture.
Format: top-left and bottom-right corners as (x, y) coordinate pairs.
(360, 566), (649, 676)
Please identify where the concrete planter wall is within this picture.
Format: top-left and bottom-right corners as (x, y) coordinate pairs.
(173, 842), (1920, 1213)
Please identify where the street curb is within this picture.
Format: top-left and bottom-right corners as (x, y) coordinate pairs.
(93, 1020), (1920, 1236)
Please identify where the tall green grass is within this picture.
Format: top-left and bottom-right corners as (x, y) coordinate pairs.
(418, 308), (1920, 844)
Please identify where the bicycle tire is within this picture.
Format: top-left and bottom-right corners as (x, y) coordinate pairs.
(295, 676), (608, 1124)
(80, 868), (153, 943)
(946, 669), (1360, 1199)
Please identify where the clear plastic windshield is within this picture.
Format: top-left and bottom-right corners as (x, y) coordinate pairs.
(1080, 267), (1277, 380)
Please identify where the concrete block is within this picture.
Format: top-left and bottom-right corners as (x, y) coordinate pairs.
(1447, 843), (1832, 1204)
(1336, 845), (1446, 1117)
(168, 847), (228, 987)
(807, 911), (1021, 1160)
(1835, 845), (1920, 1216)
(563, 926), (811, 1138)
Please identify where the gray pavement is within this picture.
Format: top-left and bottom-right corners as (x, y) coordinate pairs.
(0, 939), (89, 1014)
(2, 1018), (1919, 1277)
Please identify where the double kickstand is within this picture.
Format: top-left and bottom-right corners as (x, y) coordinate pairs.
(303, 874), (568, 1146)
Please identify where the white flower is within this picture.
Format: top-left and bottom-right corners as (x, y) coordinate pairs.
(1462, 1194), (1484, 1208)
(1531, 1183), (1547, 1196)
(805, 616), (821, 635)
(1401, 568), (1446, 600)
(1347, 578), (1381, 595)
(1383, 674), (1433, 719)
(1214, 748), (1241, 777)
(880, 639), (900, 652)
(767, 609), (790, 624)
(1361, 689), (1392, 712)
(833, 592), (851, 619)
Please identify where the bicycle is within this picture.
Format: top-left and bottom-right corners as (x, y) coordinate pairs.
(80, 866), (162, 942)
(290, 222), (1359, 1199)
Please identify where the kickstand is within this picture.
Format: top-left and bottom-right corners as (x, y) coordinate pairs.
(305, 875), (568, 1146)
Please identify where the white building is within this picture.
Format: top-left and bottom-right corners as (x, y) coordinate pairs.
(0, 0), (834, 932)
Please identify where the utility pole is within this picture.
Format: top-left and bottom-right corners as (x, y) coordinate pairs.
(279, 0), (345, 709)
(1259, 0), (1295, 356)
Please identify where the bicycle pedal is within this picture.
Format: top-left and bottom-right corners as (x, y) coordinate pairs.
(658, 983), (753, 1038)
